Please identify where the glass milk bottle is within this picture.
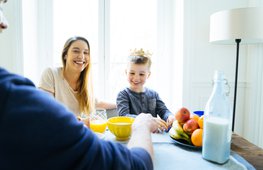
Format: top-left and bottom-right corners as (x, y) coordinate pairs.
(202, 70), (232, 164)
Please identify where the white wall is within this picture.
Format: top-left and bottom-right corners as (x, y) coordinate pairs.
(183, 0), (263, 148)
(183, 0), (249, 116)
(245, 45), (263, 147)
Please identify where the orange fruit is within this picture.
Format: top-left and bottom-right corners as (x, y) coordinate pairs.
(198, 115), (204, 129)
(190, 114), (200, 122)
(191, 128), (203, 147)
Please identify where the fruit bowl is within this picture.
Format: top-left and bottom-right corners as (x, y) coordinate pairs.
(170, 136), (202, 150)
(169, 117), (203, 150)
(107, 116), (135, 141)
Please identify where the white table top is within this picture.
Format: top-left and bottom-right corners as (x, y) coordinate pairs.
(102, 130), (254, 170)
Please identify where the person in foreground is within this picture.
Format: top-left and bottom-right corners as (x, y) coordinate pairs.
(117, 48), (175, 130)
(0, 67), (155, 169)
(39, 36), (116, 117)
(0, 1), (166, 169)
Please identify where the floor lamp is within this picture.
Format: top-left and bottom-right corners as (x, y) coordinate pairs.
(209, 7), (263, 131)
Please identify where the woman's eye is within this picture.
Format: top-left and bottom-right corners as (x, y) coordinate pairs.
(140, 73), (145, 76)
(129, 72), (135, 75)
(73, 50), (80, 53)
(84, 52), (89, 55)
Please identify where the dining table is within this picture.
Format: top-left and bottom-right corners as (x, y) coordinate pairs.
(231, 133), (263, 170)
(103, 130), (263, 170)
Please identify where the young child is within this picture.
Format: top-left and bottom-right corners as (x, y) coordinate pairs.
(116, 48), (175, 128)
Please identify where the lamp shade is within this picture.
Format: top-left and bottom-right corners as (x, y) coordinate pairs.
(210, 7), (263, 44)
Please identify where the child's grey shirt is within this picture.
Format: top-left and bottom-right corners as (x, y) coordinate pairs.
(116, 87), (172, 121)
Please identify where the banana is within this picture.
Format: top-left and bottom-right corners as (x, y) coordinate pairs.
(169, 126), (181, 140)
(169, 120), (191, 144)
(172, 120), (184, 133)
(173, 120), (189, 139)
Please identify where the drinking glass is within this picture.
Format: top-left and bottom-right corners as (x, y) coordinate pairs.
(89, 108), (107, 133)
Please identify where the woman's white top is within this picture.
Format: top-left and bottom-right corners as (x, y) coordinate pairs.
(39, 67), (80, 116)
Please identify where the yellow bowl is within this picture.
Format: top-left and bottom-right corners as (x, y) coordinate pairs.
(107, 116), (135, 141)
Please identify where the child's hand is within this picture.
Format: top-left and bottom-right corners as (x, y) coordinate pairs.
(166, 114), (175, 128)
(134, 114), (168, 133)
(153, 117), (168, 133)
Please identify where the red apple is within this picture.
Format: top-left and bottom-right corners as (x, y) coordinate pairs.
(175, 107), (190, 124)
(183, 119), (199, 135)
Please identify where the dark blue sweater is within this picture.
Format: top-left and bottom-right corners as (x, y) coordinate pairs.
(0, 68), (153, 170)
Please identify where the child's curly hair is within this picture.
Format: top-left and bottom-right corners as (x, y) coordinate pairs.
(128, 48), (152, 69)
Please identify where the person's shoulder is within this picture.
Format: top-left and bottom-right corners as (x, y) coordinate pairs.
(0, 68), (36, 114)
(42, 67), (63, 80)
(118, 87), (129, 95)
(145, 87), (158, 95)
(0, 68), (70, 121)
(41, 67), (52, 76)
(0, 67), (35, 87)
(42, 67), (60, 75)
(117, 88), (131, 100)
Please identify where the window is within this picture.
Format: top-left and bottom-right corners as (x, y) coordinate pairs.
(53, 0), (99, 66)
(106, 0), (157, 101)
(53, 0), (157, 101)
(26, 0), (183, 111)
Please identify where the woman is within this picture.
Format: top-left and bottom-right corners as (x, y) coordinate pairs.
(39, 36), (116, 117)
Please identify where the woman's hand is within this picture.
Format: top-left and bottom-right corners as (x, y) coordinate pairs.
(77, 116), (90, 128)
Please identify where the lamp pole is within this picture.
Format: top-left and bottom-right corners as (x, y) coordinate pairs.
(232, 39), (241, 131)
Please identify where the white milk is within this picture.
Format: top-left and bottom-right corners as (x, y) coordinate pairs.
(202, 116), (231, 164)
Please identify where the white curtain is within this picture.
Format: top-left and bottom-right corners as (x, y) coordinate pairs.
(22, 0), (53, 84)
(153, 0), (183, 111)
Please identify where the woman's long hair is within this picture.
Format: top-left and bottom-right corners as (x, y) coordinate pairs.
(61, 36), (95, 115)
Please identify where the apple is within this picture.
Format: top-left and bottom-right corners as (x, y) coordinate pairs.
(183, 119), (199, 135)
(175, 107), (190, 124)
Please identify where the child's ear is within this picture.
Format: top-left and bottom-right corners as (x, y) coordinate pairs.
(147, 72), (151, 78)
